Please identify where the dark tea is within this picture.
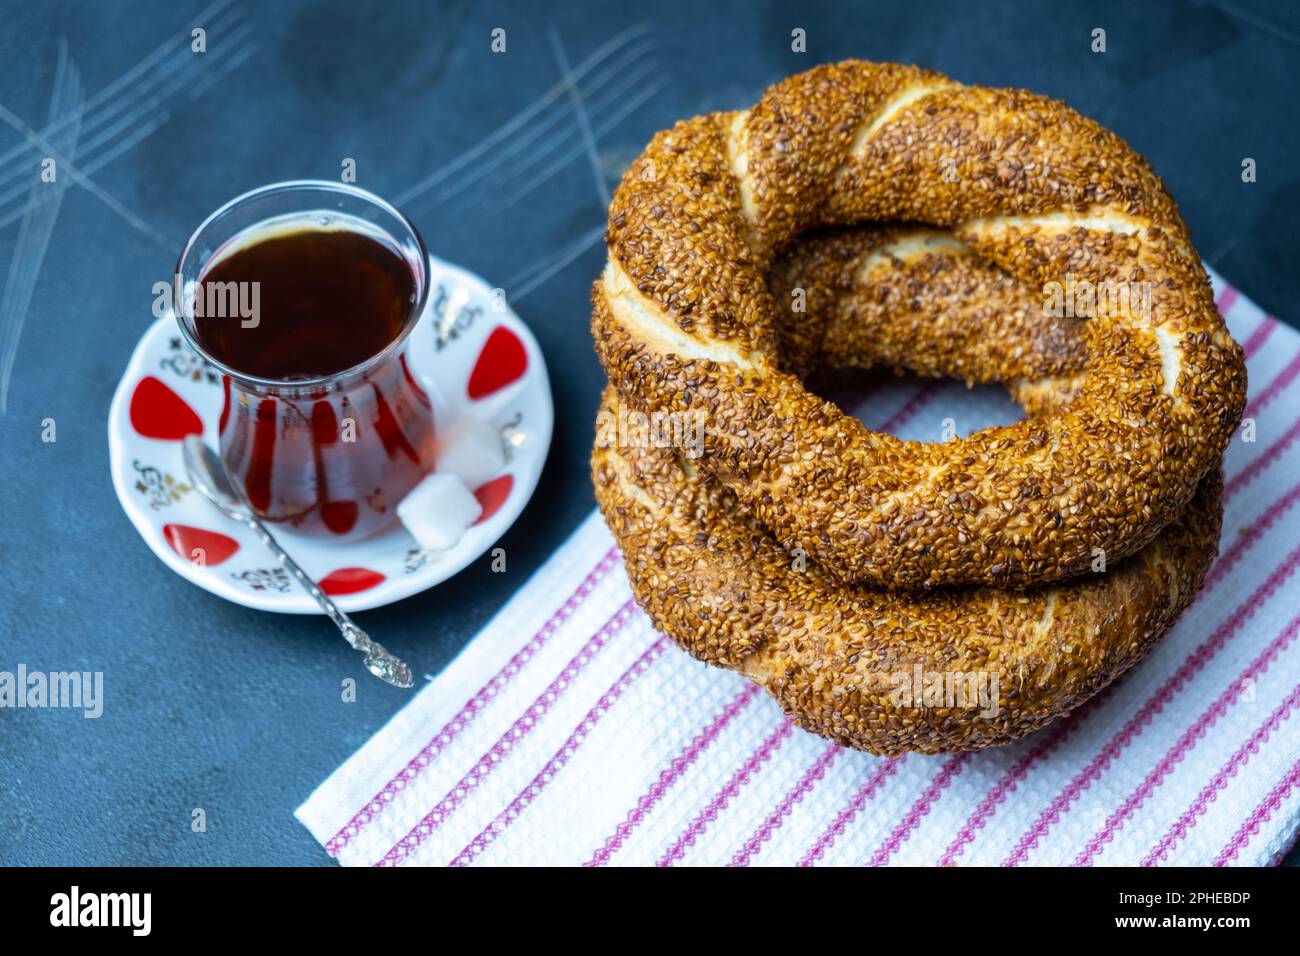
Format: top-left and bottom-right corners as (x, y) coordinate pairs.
(194, 224), (417, 379)
(176, 190), (436, 541)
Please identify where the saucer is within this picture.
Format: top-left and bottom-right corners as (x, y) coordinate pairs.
(108, 254), (553, 614)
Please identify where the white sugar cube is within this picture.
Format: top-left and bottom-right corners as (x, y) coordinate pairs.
(397, 473), (482, 551)
(436, 413), (505, 490)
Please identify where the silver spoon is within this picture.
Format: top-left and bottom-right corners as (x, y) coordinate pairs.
(182, 435), (414, 688)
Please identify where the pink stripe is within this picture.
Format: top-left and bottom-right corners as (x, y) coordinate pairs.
(1145, 678), (1300, 866)
(374, 598), (637, 867)
(1003, 542), (1300, 866)
(658, 719), (793, 866)
(874, 381), (943, 434)
(1244, 349), (1300, 420)
(325, 546), (620, 855)
(869, 752), (972, 866)
(730, 743), (841, 866)
(585, 683), (761, 866)
(448, 637), (669, 866)
(1075, 612), (1300, 865)
(1214, 754), (1300, 866)
(1215, 284), (1239, 315)
(941, 474), (1300, 865)
(1239, 316), (1277, 358)
(1225, 418), (1300, 504)
(1203, 479), (1300, 593)
(936, 699), (1103, 866)
(799, 758), (904, 867)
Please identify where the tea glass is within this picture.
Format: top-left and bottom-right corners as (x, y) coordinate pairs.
(173, 180), (436, 540)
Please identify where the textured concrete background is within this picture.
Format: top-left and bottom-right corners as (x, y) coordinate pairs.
(0, 0), (1296, 865)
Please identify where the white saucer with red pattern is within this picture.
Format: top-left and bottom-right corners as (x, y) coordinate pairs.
(107, 254), (553, 614)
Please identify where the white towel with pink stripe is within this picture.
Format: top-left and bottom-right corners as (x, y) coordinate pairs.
(297, 269), (1300, 866)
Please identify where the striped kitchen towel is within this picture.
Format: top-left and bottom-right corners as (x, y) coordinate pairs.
(296, 269), (1300, 866)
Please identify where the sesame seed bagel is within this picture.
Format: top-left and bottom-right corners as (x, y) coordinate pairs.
(593, 388), (1223, 755)
(592, 60), (1247, 589)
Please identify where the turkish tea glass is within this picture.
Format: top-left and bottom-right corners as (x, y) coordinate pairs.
(173, 180), (436, 540)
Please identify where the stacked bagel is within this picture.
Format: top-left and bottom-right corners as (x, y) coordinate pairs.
(589, 62), (1247, 754)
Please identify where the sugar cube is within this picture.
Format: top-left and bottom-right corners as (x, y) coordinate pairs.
(436, 414), (505, 490)
(397, 472), (483, 551)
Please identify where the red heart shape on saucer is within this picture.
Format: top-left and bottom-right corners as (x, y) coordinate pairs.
(130, 376), (203, 440)
(467, 327), (527, 400)
(162, 524), (240, 567)
(319, 567), (386, 596)
(473, 474), (513, 525)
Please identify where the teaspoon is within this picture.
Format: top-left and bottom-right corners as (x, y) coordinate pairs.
(182, 435), (414, 688)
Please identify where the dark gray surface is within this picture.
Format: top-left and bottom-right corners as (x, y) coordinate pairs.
(0, 0), (1296, 865)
